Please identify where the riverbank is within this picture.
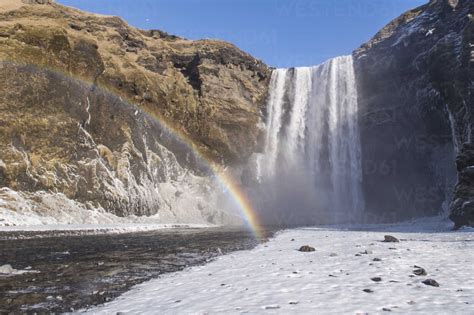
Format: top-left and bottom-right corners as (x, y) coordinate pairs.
(87, 220), (474, 314)
(0, 227), (272, 313)
(0, 223), (213, 240)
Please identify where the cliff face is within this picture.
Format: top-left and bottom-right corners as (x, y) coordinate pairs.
(353, 0), (473, 226)
(0, 0), (270, 224)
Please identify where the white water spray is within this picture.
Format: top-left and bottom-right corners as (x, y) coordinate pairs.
(255, 55), (364, 224)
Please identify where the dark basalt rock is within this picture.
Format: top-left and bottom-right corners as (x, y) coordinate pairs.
(353, 0), (472, 226)
(422, 279), (440, 287)
(298, 245), (315, 252)
(413, 266), (428, 276)
(383, 235), (400, 243)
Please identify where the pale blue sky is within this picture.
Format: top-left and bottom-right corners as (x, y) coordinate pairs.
(58, 0), (427, 67)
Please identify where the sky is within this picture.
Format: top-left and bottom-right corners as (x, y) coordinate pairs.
(57, 0), (427, 68)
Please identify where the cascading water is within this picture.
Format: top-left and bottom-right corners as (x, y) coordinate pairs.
(254, 55), (364, 225)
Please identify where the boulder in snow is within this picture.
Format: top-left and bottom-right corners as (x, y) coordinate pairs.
(298, 245), (315, 252)
(383, 235), (399, 242)
(422, 279), (440, 287)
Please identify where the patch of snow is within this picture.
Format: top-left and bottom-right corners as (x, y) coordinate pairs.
(0, 264), (40, 276)
(86, 221), (474, 314)
(425, 28), (435, 36)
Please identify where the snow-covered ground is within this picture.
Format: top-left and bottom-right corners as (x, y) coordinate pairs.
(86, 219), (474, 314)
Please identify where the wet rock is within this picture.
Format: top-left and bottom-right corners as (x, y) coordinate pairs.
(298, 245), (315, 252)
(383, 235), (399, 243)
(371, 277), (382, 282)
(422, 279), (440, 287)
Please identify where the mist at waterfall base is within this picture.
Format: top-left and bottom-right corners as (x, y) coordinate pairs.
(243, 55), (365, 227)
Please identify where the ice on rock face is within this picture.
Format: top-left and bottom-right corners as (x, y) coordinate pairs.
(0, 134), (241, 227)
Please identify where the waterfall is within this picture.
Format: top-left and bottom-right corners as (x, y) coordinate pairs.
(255, 55), (364, 225)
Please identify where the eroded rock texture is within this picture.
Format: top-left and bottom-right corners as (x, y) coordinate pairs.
(354, 0), (473, 226)
(0, 0), (270, 223)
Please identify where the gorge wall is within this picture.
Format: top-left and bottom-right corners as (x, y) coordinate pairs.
(0, 0), (270, 225)
(353, 0), (472, 226)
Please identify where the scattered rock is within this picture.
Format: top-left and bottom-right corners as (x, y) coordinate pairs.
(413, 267), (427, 276)
(291, 239), (295, 242)
(289, 301), (299, 305)
(360, 250), (373, 254)
(329, 253), (338, 257)
(373, 258), (382, 262)
(363, 289), (374, 293)
(371, 277), (382, 282)
(355, 254), (362, 257)
(263, 305), (280, 310)
(407, 301), (416, 305)
(383, 235), (399, 242)
(382, 308), (392, 312)
(298, 245), (315, 252)
(422, 279), (439, 287)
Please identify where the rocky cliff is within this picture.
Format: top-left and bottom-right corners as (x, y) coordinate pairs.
(0, 0), (270, 225)
(353, 0), (473, 227)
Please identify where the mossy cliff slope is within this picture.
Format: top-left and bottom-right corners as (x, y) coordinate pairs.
(0, 0), (270, 223)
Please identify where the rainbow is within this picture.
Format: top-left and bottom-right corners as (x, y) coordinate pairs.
(1, 59), (265, 239)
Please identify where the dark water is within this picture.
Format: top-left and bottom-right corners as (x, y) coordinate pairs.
(0, 228), (273, 313)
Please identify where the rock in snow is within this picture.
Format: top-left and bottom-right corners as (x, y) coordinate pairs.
(413, 266), (428, 276)
(383, 235), (400, 242)
(298, 245), (315, 252)
(422, 279), (440, 287)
